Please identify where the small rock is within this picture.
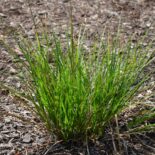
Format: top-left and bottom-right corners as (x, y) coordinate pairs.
(146, 22), (151, 27)
(16, 82), (21, 88)
(138, 94), (143, 98)
(11, 132), (19, 138)
(5, 104), (15, 111)
(39, 137), (46, 143)
(147, 90), (152, 95)
(13, 122), (24, 127)
(104, 9), (119, 17)
(92, 14), (98, 20)
(9, 67), (17, 75)
(1, 50), (9, 56)
(119, 0), (128, 4)
(4, 117), (11, 123)
(0, 13), (7, 18)
(22, 133), (31, 143)
(142, 42), (147, 46)
(137, 0), (144, 4)
(10, 22), (18, 28)
(26, 30), (35, 37)
(36, 137), (46, 144)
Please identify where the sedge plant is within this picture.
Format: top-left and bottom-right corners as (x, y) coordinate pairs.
(1, 26), (154, 141)
(12, 29), (153, 141)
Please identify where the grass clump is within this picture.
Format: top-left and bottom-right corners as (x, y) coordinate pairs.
(6, 30), (153, 141)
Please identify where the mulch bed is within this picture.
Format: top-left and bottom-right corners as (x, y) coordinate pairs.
(0, 0), (155, 154)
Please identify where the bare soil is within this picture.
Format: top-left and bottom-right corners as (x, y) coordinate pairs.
(0, 0), (155, 154)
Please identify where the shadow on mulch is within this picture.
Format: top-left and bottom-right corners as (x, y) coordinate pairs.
(42, 131), (155, 155)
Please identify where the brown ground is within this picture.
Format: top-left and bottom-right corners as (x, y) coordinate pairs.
(0, 0), (155, 154)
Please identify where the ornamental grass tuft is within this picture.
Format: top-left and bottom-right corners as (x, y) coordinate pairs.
(2, 30), (153, 141)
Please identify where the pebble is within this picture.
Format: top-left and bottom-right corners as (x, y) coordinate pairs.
(146, 22), (151, 27)
(1, 50), (9, 56)
(22, 133), (31, 143)
(119, 0), (128, 4)
(36, 137), (46, 144)
(0, 13), (7, 17)
(12, 132), (19, 138)
(9, 67), (17, 75)
(10, 21), (18, 28)
(4, 117), (11, 123)
(138, 94), (143, 98)
(104, 9), (119, 17)
(16, 82), (21, 88)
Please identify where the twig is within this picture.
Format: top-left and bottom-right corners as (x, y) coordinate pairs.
(86, 132), (90, 155)
(134, 135), (155, 153)
(115, 114), (121, 152)
(138, 133), (155, 144)
(109, 123), (118, 154)
(43, 140), (63, 155)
